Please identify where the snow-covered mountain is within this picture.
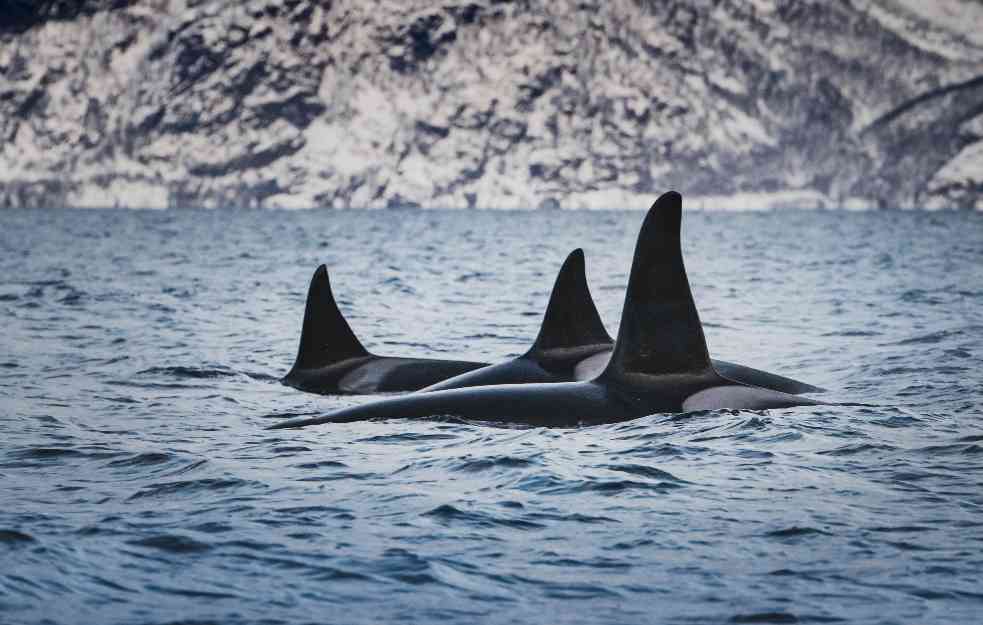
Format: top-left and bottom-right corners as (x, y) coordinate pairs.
(2, 0), (982, 209)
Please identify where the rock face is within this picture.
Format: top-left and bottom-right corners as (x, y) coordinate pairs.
(2, 0), (982, 209)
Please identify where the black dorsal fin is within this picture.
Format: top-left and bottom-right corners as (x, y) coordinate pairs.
(527, 249), (612, 359)
(289, 265), (369, 371)
(599, 192), (715, 383)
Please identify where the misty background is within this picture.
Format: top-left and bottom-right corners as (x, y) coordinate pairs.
(2, 0), (982, 210)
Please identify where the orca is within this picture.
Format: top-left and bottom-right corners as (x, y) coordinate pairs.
(281, 265), (488, 394)
(269, 191), (824, 430)
(423, 248), (824, 395)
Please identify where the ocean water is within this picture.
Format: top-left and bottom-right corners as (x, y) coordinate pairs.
(1, 207), (982, 625)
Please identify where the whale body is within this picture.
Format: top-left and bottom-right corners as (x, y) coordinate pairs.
(269, 191), (824, 430)
(281, 266), (487, 394)
(423, 249), (824, 396)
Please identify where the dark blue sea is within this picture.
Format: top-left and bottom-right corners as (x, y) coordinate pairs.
(2, 208), (982, 625)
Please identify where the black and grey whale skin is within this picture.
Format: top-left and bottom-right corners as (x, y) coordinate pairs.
(269, 192), (824, 430)
(423, 248), (824, 395)
(281, 266), (488, 394)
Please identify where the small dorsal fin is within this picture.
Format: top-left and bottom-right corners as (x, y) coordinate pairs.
(527, 249), (613, 359)
(599, 192), (715, 383)
(289, 265), (369, 372)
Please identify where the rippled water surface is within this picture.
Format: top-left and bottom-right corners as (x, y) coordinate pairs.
(2, 208), (982, 625)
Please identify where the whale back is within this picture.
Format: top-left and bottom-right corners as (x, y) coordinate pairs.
(288, 265), (369, 373)
(599, 191), (717, 386)
(526, 248), (613, 365)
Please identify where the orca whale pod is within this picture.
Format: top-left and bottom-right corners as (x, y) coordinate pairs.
(269, 191), (823, 430)
(281, 266), (487, 394)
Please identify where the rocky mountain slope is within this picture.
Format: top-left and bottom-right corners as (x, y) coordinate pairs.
(2, 0), (982, 209)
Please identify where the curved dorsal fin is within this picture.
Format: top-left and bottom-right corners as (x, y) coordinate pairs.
(599, 192), (714, 383)
(527, 249), (612, 359)
(289, 265), (369, 371)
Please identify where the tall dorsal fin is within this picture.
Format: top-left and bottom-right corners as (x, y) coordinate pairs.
(289, 265), (369, 371)
(526, 249), (613, 359)
(599, 191), (715, 383)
